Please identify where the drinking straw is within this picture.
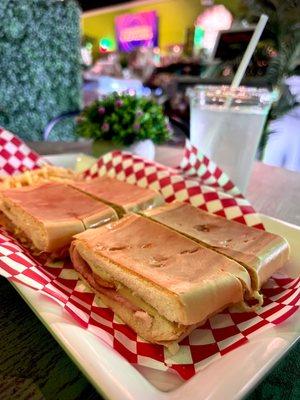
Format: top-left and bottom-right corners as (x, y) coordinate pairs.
(223, 14), (269, 109)
(230, 14), (269, 89)
(205, 14), (269, 175)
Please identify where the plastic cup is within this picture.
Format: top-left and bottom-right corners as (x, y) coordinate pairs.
(188, 85), (275, 193)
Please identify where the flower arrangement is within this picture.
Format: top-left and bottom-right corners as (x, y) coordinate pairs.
(76, 93), (171, 146)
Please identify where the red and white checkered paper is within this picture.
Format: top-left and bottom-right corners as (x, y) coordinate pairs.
(0, 128), (47, 175)
(0, 127), (299, 380)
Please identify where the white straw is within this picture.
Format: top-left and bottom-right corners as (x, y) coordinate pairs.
(231, 14), (269, 89)
(204, 14), (269, 173)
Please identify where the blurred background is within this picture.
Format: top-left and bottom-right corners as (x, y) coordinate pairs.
(0, 0), (299, 171)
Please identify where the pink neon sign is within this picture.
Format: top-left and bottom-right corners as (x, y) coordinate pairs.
(115, 11), (158, 52)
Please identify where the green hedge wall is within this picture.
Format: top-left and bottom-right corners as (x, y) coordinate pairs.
(0, 0), (82, 141)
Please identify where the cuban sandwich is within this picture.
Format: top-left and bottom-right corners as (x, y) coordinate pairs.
(142, 202), (290, 290)
(0, 182), (118, 257)
(70, 213), (261, 347)
(69, 176), (165, 216)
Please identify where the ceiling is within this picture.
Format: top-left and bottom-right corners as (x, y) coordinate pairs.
(78, 1), (144, 12)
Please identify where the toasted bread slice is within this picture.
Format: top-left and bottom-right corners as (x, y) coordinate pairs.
(142, 202), (290, 288)
(69, 176), (165, 216)
(0, 182), (118, 253)
(70, 214), (254, 329)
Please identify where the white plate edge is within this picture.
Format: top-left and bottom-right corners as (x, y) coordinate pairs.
(7, 212), (300, 400)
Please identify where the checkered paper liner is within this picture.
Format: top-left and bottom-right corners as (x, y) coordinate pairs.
(83, 142), (264, 229)
(0, 128), (299, 380)
(0, 128), (47, 176)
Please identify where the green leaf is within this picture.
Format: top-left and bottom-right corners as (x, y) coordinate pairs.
(76, 93), (170, 145)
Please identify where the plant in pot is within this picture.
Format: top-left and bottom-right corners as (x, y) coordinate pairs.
(76, 93), (171, 160)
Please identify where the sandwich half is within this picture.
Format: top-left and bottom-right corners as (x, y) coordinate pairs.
(0, 182), (118, 257)
(70, 214), (256, 347)
(69, 176), (165, 216)
(142, 202), (290, 289)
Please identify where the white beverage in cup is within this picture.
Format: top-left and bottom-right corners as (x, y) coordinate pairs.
(188, 86), (274, 193)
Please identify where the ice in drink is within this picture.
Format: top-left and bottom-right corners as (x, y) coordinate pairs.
(189, 86), (274, 193)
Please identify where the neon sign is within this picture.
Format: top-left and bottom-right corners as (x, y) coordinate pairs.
(115, 11), (158, 52)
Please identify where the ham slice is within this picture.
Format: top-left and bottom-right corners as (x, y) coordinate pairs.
(70, 242), (141, 313)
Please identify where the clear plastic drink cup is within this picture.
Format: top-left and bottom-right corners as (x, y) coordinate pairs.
(188, 85), (274, 193)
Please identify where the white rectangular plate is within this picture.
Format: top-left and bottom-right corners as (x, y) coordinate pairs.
(9, 154), (300, 400)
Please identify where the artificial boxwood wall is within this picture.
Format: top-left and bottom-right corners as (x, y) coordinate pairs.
(0, 0), (82, 141)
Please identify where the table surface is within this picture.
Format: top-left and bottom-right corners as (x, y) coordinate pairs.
(1, 143), (299, 400)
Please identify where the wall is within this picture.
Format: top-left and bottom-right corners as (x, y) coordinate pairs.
(82, 0), (245, 52)
(82, 0), (200, 51)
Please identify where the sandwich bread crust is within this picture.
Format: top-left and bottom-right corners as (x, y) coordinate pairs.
(142, 202), (290, 288)
(71, 214), (253, 326)
(69, 176), (165, 215)
(0, 182), (118, 252)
